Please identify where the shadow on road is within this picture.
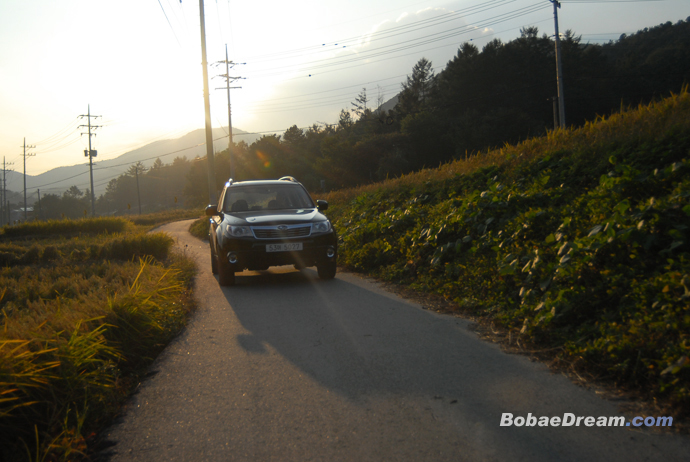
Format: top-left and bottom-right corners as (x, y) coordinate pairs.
(213, 267), (645, 461)
(221, 267), (530, 403)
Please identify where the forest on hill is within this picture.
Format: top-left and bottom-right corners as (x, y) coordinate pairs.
(32, 18), (690, 215)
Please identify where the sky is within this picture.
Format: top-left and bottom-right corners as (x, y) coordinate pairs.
(0, 0), (688, 182)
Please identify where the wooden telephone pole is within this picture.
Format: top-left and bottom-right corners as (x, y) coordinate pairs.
(79, 104), (101, 216)
(198, 0), (217, 204)
(22, 138), (36, 220)
(550, 0), (566, 128)
(2, 156), (13, 225)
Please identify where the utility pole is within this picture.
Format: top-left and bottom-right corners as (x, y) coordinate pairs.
(1, 157), (12, 225)
(550, 0), (566, 128)
(135, 165), (142, 215)
(79, 104), (101, 216)
(37, 189), (43, 221)
(22, 138), (36, 221)
(198, 0), (217, 204)
(214, 45), (245, 180)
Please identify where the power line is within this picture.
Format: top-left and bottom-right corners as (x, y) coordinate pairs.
(157, 0), (182, 47)
(33, 117), (80, 145)
(242, 1), (542, 68)
(36, 134), (83, 154)
(243, 3), (550, 79)
(562, 0), (665, 3)
(241, 0), (517, 63)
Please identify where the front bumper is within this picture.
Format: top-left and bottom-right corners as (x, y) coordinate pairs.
(219, 232), (337, 271)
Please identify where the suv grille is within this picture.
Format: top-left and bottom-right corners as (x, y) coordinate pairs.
(251, 224), (312, 239)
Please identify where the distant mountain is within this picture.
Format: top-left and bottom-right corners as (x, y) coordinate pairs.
(4, 127), (260, 200)
(377, 95), (399, 114)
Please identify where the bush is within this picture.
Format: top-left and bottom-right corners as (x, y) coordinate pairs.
(188, 218), (209, 240)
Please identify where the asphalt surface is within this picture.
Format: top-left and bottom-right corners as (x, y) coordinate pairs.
(101, 219), (690, 461)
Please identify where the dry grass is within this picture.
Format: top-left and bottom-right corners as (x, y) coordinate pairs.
(0, 221), (196, 461)
(126, 208), (203, 229)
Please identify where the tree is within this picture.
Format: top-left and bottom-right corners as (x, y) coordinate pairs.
(397, 58), (435, 117)
(283, 125), (306, 149)
(351, 88), (371, 119)
(151, 158), (164, 170)
(127, 161), (147, 177)
(338, 109), (353, 131)
(63, 185), (83, 199)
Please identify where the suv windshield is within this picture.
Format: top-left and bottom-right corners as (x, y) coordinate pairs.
(223, 184), (315, 213)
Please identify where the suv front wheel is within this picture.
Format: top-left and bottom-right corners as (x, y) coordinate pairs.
(217, 252), (236, 286)
(210, 246), (218, 274)
(317, 259), (337, 280)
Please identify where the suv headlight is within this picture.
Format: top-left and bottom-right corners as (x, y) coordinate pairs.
(224, 225), (252, 238)
(312, 220), (332, 234)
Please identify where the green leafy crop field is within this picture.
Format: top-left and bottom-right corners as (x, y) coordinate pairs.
(326, 90), (690, 418)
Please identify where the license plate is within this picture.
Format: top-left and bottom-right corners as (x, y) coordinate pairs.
(266, 243), (303, 252)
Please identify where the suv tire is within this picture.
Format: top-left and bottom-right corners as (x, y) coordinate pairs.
(317, 259), (337, 280)
(211, 246), (218, 274)
(217, 253), (236, 286)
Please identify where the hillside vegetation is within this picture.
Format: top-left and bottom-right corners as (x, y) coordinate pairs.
(179, 19), (690, 203)
(0, 217), (196, 460)
(325, 90), (690, 416)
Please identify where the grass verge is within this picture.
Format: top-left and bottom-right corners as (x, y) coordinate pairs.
(126, 208), (203, 229)
(188, 217), (209, 241)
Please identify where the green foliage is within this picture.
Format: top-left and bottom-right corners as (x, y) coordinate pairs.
(328, 92), (690, 413)
(188, 218), (209, 240)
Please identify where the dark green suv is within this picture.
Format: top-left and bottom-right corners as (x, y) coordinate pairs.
(205, 177), (338, 286)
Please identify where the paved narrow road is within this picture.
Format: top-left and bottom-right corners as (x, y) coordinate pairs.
(102, 220), (690, 461)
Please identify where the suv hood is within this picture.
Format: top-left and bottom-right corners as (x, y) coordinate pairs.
(226, 208), (326, 225)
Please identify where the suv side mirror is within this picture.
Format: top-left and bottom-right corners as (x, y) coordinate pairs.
(205, 205), (220, 216)
(316, 200), (329, 211)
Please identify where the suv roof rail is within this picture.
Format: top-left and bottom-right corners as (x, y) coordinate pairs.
(279, 176), (298, 183)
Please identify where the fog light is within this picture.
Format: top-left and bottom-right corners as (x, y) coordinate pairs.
(326, 247), (336, 258)
(227, 252), (238, 264)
